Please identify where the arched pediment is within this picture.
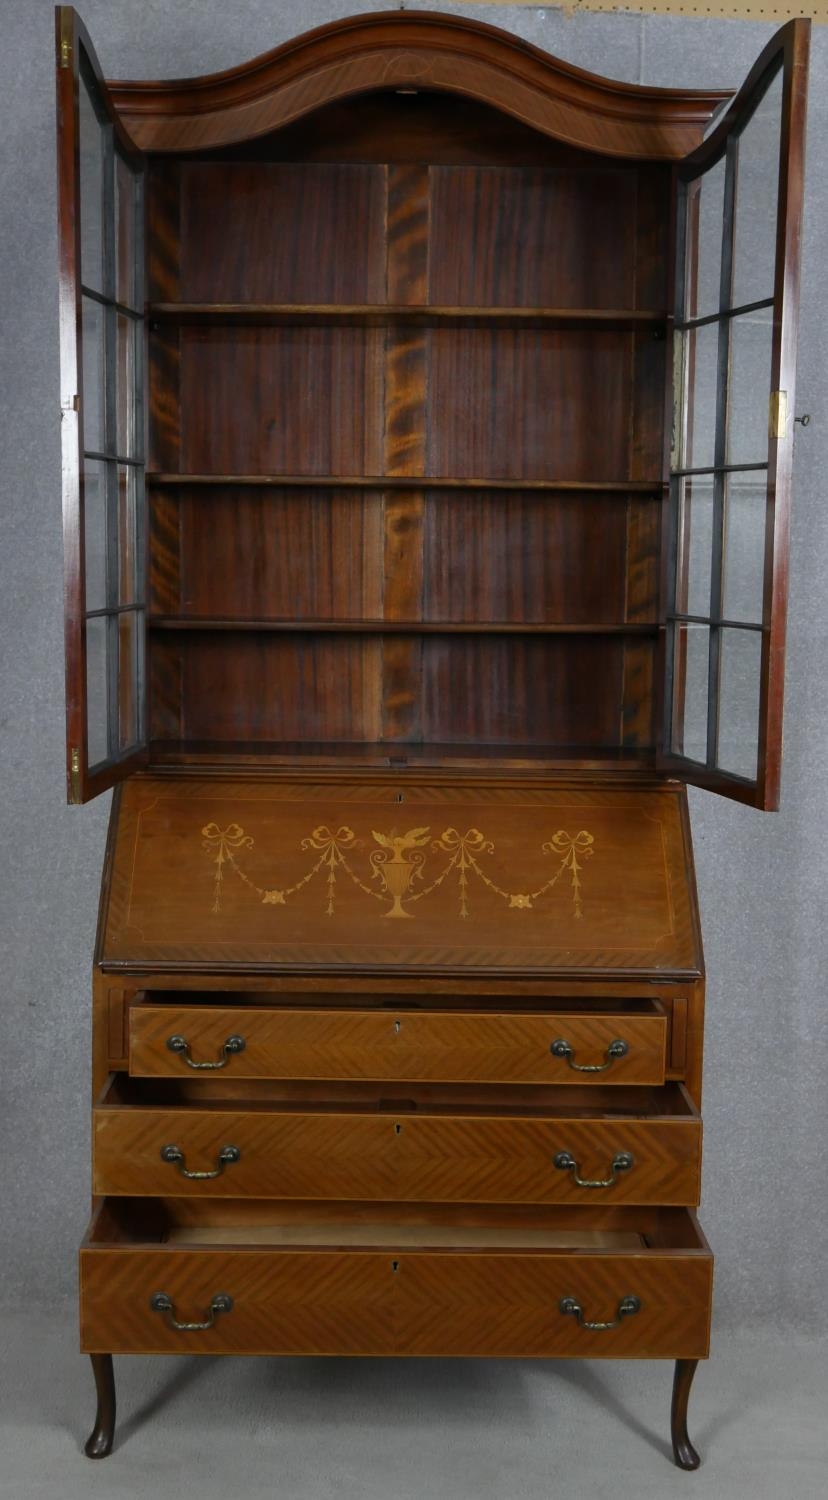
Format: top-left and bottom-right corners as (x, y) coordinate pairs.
(108, 10), (730, 160)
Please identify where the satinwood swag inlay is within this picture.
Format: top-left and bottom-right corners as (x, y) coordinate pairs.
(201, 822), (595, 921)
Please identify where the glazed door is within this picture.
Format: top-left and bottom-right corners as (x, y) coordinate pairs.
(56, 8), (147, 803)
(660, 20), (809, 810)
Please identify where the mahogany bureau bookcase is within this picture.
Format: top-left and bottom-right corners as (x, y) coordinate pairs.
(54, 6), (809, 1468)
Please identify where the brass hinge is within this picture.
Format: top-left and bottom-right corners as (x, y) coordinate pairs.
(670, 331), (685, 471)
(769, 389), (788, 440)
(60, 36), (72, 68)
(70, 746), (81, 803)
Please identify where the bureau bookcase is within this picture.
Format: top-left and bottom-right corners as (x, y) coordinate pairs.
(55, 7), (809, 1468)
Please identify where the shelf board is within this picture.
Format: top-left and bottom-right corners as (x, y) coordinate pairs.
(146, 474), (663, 494)
(149, 617), (660, 636)
(149, 739), (657, 771)
(149, 302), (668, 332)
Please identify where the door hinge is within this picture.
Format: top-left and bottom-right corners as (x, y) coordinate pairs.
(70, 747), (81, 803)
(60, 37), (72, 69)
(769, 389), (788, 440)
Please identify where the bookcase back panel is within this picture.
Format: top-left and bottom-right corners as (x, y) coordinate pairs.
(421, 493), (658, 627)
(178, 162), (387, 304)
(427, 165), (640, 309)
(150, 488), (384, 620)
(426, 328), (631, 482)
(178, 327), (384, 476)
(420, 636), (643, 747)
(148, 633), (654, 750)
(145, 93), (670, 763)
(150, 635), (384, 743)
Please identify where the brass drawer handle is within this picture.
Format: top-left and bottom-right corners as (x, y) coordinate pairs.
(160, 1143), (241, 1180)
(150, 1292), (233, 1332)
(560, 1294), (641, 1331)
(553, 1149), (634, 1188)
(550, 1037), (628, 1072)
(166, 1034), (246, 1070)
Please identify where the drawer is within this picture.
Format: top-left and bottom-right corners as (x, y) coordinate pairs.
(93, 1079), (700, 1206)
(128, 1003), (667, 1085)
(80, 1201), (712, 1359)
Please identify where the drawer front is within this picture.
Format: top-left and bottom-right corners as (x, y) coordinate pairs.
(129, 1006), (666, 1085)
(93, 1106), (700, 1206)
(80, 1243), (711, 1358)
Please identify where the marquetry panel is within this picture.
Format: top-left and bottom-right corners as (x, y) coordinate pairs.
(101, 778), (702, 977)
(128, 1006), (667, 1086)
(80, 1241), (712, 1358)
(93, 1102), (700, 1204)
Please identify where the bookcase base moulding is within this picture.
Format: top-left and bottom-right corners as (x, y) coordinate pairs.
(54, 6), (809, 1471)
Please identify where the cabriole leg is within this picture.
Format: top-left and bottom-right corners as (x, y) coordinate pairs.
(84, 1352), (116, 1458)
(671, 1358), (701, 1470)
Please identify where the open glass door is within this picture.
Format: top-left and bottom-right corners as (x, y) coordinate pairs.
(56, 7), (147, 803)
(660, 19), (809, 810)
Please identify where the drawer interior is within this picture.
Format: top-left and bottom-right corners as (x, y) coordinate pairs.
(99, 1074), (698, 1121)
(131, 990), (667, 1017)
(165, 1224), (644, 1249)
(86, 1198), (709, 1255)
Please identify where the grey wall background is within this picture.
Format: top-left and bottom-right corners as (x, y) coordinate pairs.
(0, 0), (825, 1334)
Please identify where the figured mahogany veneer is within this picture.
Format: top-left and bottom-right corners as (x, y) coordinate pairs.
(80, 1201), (712, 1359)
(93, 1079), (700, 1205)
(55, 1), (811, 1469)
(128, 1004), (668, 1087)
(108, 11), (728, 158)
(100, 777), (702, 979)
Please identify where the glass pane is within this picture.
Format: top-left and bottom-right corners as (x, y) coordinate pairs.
(732, 68), (783, 309)
(683, 322), (719, 471)
(723, 477), (767, 624)
(117, 611), (140, 750)
(81, 295), (106, 452)
(116, 465), (143, 605)
(718, 627), (762, 779)
(83, 459), (108, 611)
(686, 157), (725, 320)
(115, 151), (140, 310)
(676, 476), (714, 617)
(78, 65), (105, 294)
(116, 315), (141, 458)
(85, 614), (110, 767)
(727, 308), (773, 466)
(672, 621), (709, 764)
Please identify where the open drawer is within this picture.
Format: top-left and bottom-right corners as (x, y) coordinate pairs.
(80, 1200), (712, 1359)
(128, 997), (668, 1085)
(93, 1078), (701, 1206)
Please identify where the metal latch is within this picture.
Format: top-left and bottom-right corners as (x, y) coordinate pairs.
(769, 389), (788, 440)
(70, 747), (81, 803)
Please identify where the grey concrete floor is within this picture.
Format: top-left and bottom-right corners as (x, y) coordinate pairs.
(0, 1312), (825, 1500)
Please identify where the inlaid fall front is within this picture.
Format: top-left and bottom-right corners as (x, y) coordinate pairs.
(100, 778), (701, 976)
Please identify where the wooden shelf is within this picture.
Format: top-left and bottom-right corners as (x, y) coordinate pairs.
(149, 617), (660, 636)
(146, 474), (664, 494)
(149, 302), (668, 332)
(148, 739), (657, 771)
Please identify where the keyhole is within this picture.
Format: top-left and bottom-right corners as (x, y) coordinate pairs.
(395, 792), (405, 804)
(391, 1260), (400, 1273)
(394, 1019), (401, 1034)
(394, 1122), (402, 1135)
